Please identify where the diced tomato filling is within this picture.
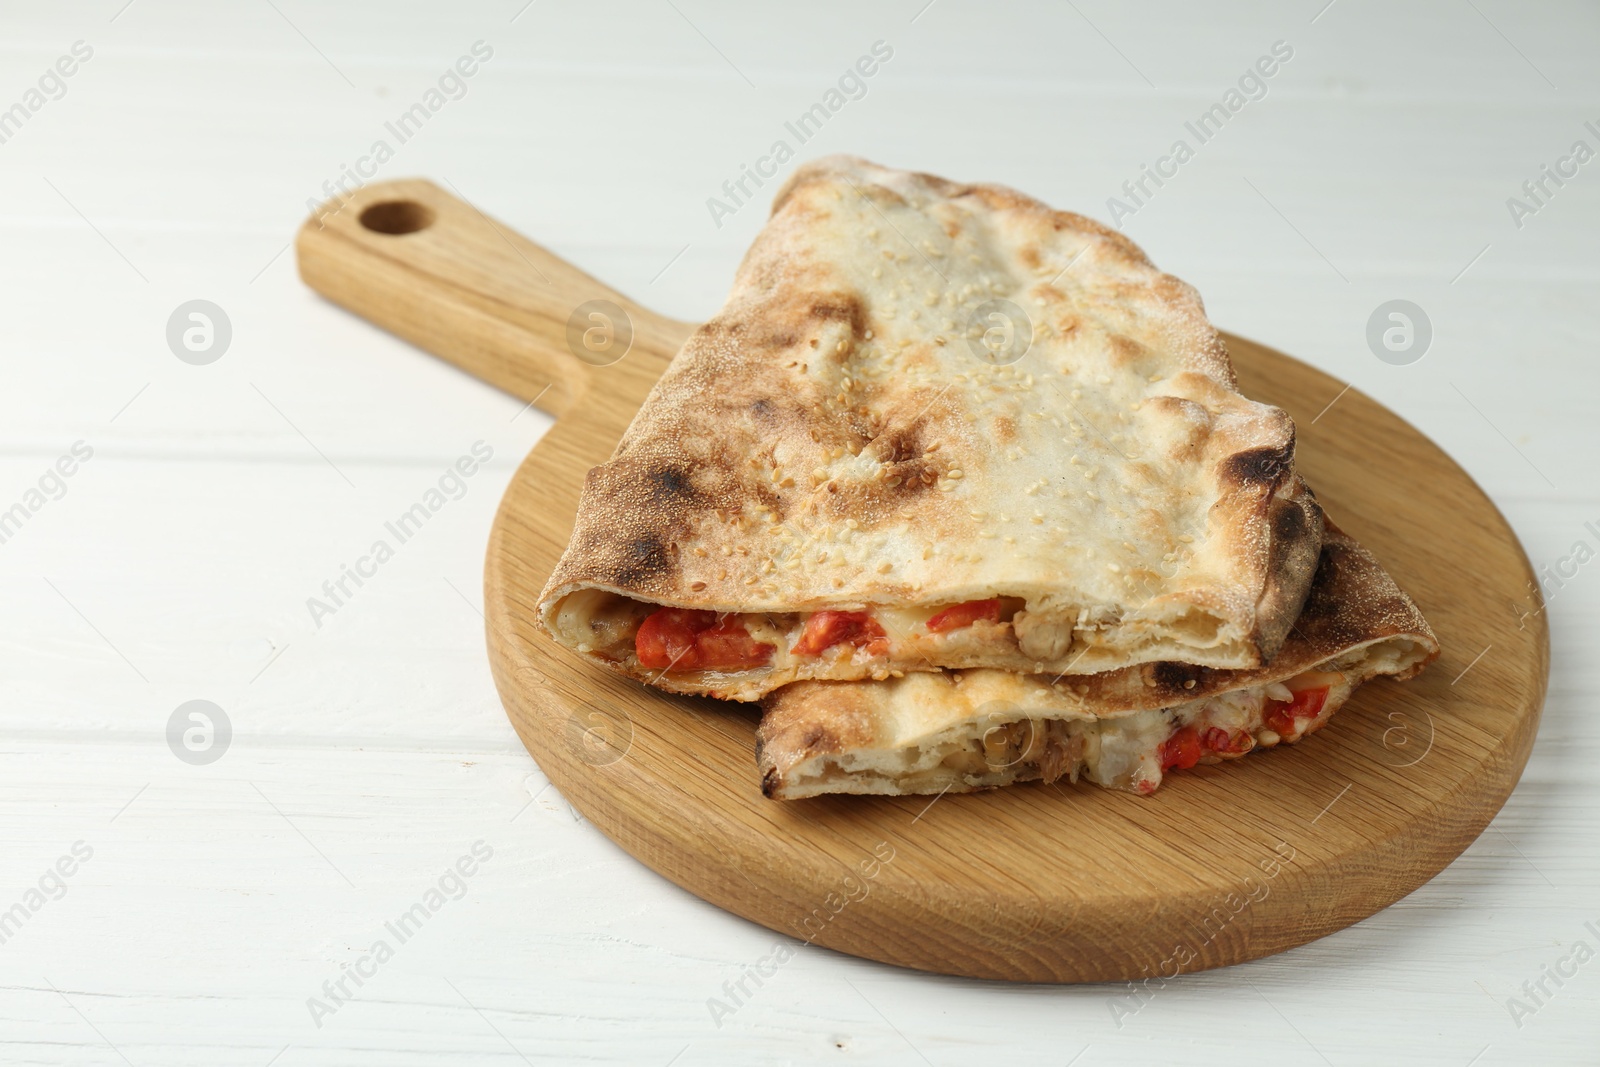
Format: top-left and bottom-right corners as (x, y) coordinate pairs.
(1263, 685), (1330, 737)
(1159, 726), (1204, 772)
(695, 617), (777, 669)
(1160, 684), (1334, 777)
(925, 598), (1002, 634)
(634, 608), (774, 671)
(793, 610), (889, 657)
(1162, 723), (1254, 774)
(635, 608), (711, 669)
(1201, 726), (1252, 755)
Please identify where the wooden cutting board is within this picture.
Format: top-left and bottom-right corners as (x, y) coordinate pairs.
(296, 179), (1549, 983)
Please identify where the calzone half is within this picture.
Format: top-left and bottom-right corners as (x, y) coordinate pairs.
(757, 525), (1438, 798)
(539, 156), (1322, 700)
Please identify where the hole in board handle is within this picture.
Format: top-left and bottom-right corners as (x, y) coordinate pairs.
(359, 200), (435, 235)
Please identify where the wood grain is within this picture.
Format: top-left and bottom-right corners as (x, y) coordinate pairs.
(297, 179), (1549, 984)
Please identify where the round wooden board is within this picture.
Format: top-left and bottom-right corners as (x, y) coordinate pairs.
(296, 180), (1549, 983)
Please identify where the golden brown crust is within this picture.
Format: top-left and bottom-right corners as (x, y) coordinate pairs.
(756, 521), (1439, 796)
(538, 156), (1325, 698)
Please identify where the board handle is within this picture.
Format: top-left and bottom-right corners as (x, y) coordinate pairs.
(295, 179), (691, 416)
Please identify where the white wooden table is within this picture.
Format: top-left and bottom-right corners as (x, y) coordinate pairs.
(2, 1), (1594, 1063)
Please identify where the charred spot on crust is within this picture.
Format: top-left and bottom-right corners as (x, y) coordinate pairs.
(1223, 442), (1294, 488)
(874, 424), (923, 465)
(612, 533), (674, 585)
(865, 424), (942, 498)
(799, 724), (840, 754)
(1294, 545), (1343, 624)
(1272, 494), (1309, 542)
(749, 397), (775, 421)
(1149, 660), (1210, 696)
(760, 766), (779, 798)
(809, 295), (866, 338)
(646, 466), (697, 505)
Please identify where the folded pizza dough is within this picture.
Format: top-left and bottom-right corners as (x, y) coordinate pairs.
(539, 156), (1323, 700)
(757, 524), (1438, 798)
